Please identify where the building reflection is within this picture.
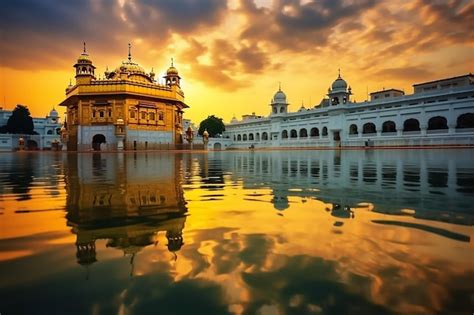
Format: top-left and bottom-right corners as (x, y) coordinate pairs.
(214, 150), (474, 226)
(64, 153), (188, 272)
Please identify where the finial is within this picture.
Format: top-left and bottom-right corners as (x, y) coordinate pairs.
(128, 43), (131, 62)
(171, 57), (174, 67)
(83, 42), (86, 53)
(338, 68), (341, 78)
(151, 67), (154, 73)
(278, 81), (281, 91)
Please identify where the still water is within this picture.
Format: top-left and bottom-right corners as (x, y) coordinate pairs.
(0, 150), (473, 315)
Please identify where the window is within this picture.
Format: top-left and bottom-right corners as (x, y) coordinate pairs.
(92, 110), (96, 118)
(108, 109), (112, 117)
(130, 110), (135, 119)
(141, 112), (146, 119)
(99, 111), (104, 118)
(158, 112), (164, 121)
(150, 112), (155, 120)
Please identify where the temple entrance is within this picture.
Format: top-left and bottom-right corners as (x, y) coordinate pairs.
(92, 134), (106, 151)
(214, 143), (222, 150)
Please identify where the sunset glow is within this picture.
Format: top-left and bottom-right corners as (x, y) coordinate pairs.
(1, 0), (473, 123)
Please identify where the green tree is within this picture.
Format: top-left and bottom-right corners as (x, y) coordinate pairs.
(198, 115), (225, 137)
(6, 105), (35, 134)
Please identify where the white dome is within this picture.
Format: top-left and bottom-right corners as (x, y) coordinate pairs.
(272, 89), (287, 103)
(331, 74), (348, 91)
(49, 108), (58, 118)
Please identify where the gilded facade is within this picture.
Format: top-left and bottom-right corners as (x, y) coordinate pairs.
(60, 44), (188, 151)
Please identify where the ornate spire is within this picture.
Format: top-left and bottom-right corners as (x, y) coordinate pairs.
(128, 43), (132, 62)
(338, 68), (341, 78)
(278, 81), (281, 91)
(83, 42), (86, 53)
(171, 57), (174, 67)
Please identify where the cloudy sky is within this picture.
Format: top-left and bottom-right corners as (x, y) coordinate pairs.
(0, 0), (473, 123)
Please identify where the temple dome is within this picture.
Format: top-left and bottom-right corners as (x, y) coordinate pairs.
(272, 89), (287, 103)
(331, 73), (348, 91)
(167, 65), (179, 76)
(117, 60), (146, 75)
(49, 108), (58, 118)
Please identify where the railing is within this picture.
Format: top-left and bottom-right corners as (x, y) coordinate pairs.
(381, 132), (397, 136)
(402, 131), (421, 135)
(455, 128), (474, 133)
(427, 129), (448, 134)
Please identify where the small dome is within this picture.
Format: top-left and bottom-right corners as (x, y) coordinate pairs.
(272, 88), (287, 103)
(331, 73), (348, 91)
(49, 108), (58, 118)
(77, 52), (92, 64)
(167, 65), (179, 76)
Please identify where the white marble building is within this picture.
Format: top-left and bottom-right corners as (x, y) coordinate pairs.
(0, 107), (62, 150)
(222, 73), (474, 149)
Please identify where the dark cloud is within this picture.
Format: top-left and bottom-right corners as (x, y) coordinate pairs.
(0, 0), (227, 70)
(238, 0), (377, 51)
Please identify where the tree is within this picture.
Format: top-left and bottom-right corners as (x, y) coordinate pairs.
(198, 115), (225, 137)
(6, 105), (35, 134)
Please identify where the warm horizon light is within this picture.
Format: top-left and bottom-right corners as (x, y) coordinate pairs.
(1, 0), (473, 124)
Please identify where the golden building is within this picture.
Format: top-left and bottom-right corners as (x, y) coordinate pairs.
(59, 44), (188, 151)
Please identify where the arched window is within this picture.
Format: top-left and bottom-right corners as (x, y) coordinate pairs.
(290, 129), (297, 138)
(273, 107), (277, 114)
(243, 134), (248, 141)
(299, 128), (308, 138)
(362, 122), (376, 134)
(47, 130), (53, 135)
(382, 121), (396, 133)
(237, 135), (241, 141)
(349, 124), (358, 135)
(322, 127), (328, 136)
(428, 116), (448, 130)
(456, 113), (474, 129)
(249, 133), (254, 141)
(403, 118), (420, 131)
(310, 127), (319, 137)
(262, 132), (268, 140)
(280, 106), (285, 113)
(282, 130), (288, 139)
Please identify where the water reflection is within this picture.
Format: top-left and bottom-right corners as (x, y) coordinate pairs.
(214, 150), (474, 225)
(0, 150), (473, 315)
(65, 153), (188, 273)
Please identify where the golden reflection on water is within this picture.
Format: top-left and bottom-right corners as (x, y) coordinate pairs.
(0, 150), (473, 314)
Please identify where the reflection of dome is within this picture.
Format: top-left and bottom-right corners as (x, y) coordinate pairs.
(331, 73), (348, 91)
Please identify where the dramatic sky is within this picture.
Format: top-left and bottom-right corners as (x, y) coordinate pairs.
(0, 0), (473, 123)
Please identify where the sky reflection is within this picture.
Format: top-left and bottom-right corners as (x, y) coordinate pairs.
(0, 150), (473, 314)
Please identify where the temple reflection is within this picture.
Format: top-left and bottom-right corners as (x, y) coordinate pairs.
(64, 153), (188, 272)
(205, 150), (474, 226)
